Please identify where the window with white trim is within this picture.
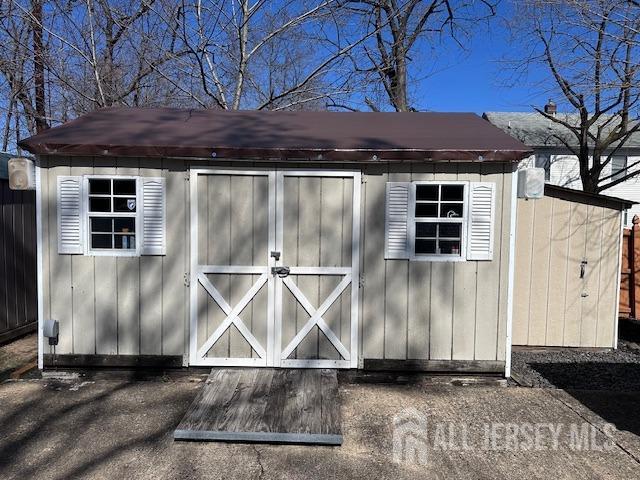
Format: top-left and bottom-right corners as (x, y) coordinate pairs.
(87, 178), (138, 252)
(385, 180), (495, 262)
(57, 174), (166, 256)
(414, 183), (465, 257)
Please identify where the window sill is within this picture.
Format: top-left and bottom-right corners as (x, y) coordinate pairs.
(86, 250), (140, 257)
(410, 255), (467, 262)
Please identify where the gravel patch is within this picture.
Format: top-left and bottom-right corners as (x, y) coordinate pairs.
(511, 340), (640, 390)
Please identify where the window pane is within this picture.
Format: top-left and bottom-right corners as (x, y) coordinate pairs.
(89, 197), (111, 212)
(89, 179), (110, 195)
(114, 197), (136, 212)
(416, 184), (439, 201)
(612, 156), (627, 181)
(114, 234), (136, 250)
(415, 239), (436, 254)
(114, 217), (135, 233)
(416, 222), (437, 237)
(438, 223), (461, 238)
(439, 240), (461, 255)
(415, 203), (438, 218)
(114, 179), (136, 195)
(91, 234), (112, 249)
(440, 203), (463, 218)
(441, 185), (464, 201)
(91, 217), (112, 233)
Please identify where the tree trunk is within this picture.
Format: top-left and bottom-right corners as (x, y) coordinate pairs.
(32, 0), (48, 133)
(391, 54), (409, 112)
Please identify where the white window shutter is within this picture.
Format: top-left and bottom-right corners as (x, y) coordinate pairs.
(141, 177), (166, 255)
(466, 182), (495, 261)
(57, 176), (83, 254)
(384, 182), (411, 259)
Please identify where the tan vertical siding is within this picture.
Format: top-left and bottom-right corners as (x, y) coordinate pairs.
(70, 159), (95, 354)
(596, 209), (620, 347)
(512, 198), (535, 345)
(361, 165), (386, 360)
(360, 163), (512, 362)
(41, 157), (190, 357)
(564, 202), (587, 346)
(513, 195), (621, 348)
(528, 195), (553, 345)
(161, 159), (188, 356)
(452, 164), (480, 360)
(407, 163), (433, 359)
(545, 199), (570, 345)
(115, 158), (140, 355)
(42, 159), (511, 363)
(47, 158), (73, 353)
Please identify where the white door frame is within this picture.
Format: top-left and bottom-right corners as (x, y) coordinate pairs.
(189, 167), (360, 369)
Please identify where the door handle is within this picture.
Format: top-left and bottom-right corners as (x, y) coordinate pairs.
(271, 266), (290, 277)
(580, 259), (588, 279)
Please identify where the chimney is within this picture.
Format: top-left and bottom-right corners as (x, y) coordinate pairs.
(544, 99), (557, 116)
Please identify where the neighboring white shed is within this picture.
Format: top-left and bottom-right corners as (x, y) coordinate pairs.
(18, 108), (531, 376)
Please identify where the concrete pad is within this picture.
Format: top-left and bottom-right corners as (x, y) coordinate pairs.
(0, 376), (638, 479)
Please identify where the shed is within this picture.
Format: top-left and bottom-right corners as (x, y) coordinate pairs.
(0, 153), (37, 344)
(513, 184), (631, 348)
(18, 107), (531, 376)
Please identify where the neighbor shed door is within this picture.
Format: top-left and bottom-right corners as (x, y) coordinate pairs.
(189, 168), (360, 368)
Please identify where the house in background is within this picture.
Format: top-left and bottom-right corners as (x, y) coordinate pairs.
(484, 108), (640, 226)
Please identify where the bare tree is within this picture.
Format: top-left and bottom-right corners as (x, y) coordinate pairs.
(346, 0), (498, 112)
(0, 0), (190, 148)
(156, 0), (372, 110)
(512, 0), (640, 193)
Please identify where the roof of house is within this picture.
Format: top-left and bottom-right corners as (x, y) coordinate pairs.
(484, 112), (640, 150)
(18, 107), (531, 162)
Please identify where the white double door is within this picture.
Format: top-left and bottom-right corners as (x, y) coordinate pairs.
(189, 168), (360, 368)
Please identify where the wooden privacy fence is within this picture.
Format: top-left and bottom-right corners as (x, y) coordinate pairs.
(0, 178), (37, 344)
(620, 215), (640, 320)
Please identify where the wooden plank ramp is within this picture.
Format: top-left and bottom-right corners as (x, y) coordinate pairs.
(174, 368), (342, 445)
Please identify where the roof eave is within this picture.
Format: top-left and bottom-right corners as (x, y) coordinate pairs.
(18, 141), (532, 163)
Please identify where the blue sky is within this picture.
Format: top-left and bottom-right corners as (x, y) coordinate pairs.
(410, 8), (552, 114)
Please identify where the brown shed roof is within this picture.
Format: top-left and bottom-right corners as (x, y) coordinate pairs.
(19, 107), (531, 162)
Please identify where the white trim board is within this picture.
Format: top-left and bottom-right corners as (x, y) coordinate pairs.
(35, 161), (44, 370)
(505, 168), (518, 378)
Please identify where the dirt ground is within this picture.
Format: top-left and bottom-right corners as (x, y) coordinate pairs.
(0, 374), (639, 480)
(0, 333), (37, 380)
(1, 333), (639, 479)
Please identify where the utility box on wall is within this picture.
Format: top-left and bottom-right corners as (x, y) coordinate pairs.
(517, 168), (545, 199)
